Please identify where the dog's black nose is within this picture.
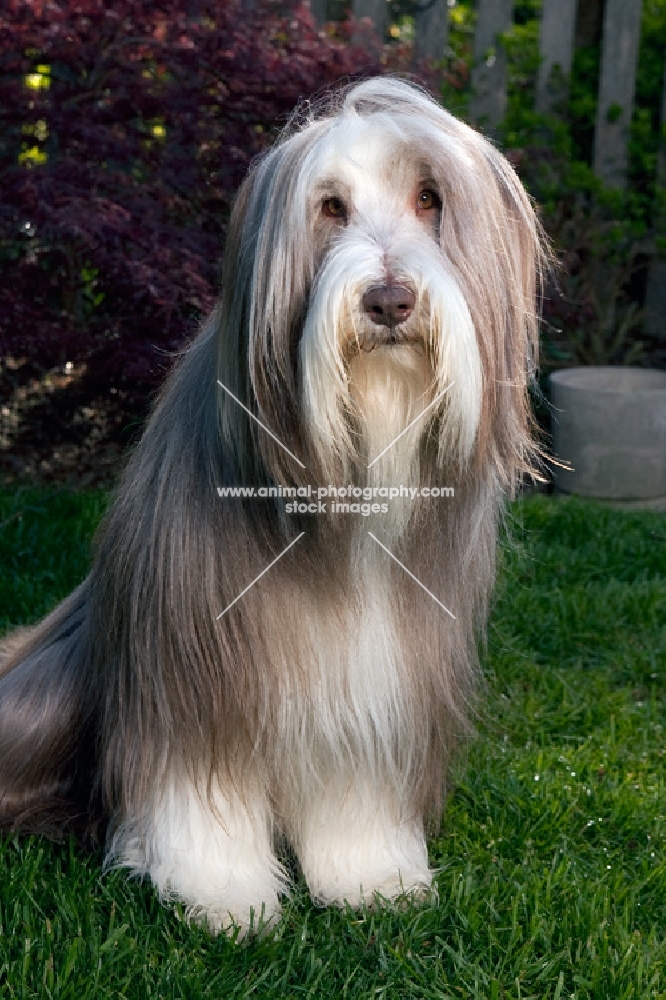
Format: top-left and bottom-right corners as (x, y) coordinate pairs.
(362, 284), (415, 327)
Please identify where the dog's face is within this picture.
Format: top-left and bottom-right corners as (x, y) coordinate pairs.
(298, 111), (483, 479)
(308, 113), (449, 354)
(216, 79), (543, 490)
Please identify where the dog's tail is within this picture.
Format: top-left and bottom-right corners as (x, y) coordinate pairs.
(0, 580), (102, 841)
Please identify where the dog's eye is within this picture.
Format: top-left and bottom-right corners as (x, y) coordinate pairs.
(417, 189), (441, 211)
(322, 197), (346, 220)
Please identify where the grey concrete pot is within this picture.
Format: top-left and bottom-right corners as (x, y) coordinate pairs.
(549, 367), (666, 501)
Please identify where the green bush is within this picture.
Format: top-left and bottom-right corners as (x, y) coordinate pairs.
(440, 0), (666, 373)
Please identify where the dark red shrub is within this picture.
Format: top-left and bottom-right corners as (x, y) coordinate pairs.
(1, 0), (431, 480)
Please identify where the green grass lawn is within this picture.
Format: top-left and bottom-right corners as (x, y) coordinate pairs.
(0, 488), (664, 999)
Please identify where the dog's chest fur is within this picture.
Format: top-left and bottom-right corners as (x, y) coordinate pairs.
(266, 349), (430, 794)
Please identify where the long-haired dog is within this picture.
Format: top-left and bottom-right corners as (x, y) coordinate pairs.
(0, 78), (544, 935)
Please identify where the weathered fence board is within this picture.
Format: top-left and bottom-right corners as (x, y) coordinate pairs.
(352, 0), (388, 41)
(414, 0), (449, 64)
(643, 64), (666, 340)
(593, 0), (643, 189)
(535, 0), (578, 115)
(469, 0), (514, 132)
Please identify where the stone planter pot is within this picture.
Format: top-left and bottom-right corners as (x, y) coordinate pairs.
(549, 367), (666, 501)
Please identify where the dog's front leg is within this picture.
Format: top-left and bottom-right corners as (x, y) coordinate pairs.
(106, 771), (288, 937)
(290, 777), (433, 909)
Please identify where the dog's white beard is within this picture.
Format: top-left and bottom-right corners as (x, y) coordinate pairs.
(299, 230), (483, 497)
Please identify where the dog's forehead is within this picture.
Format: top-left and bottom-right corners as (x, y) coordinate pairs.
(313, 115), (428, 184)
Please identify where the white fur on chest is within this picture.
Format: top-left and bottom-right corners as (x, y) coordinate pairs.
(271, 541), (418, 824)
(274, 348), (428, 787)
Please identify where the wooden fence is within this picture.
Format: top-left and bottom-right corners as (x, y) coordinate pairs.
(312, 0), (664, 341)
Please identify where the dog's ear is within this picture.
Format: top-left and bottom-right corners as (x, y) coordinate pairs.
(430, 123), (547, 491)
(471, 143), (547, 491)
(215, 131), (325, 484)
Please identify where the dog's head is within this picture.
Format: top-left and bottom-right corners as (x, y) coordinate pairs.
(216, 77), (545, 489)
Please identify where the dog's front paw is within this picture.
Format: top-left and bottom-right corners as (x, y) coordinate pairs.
(184, 893), (282, 939)
(307, 863), (434, 910)
(107, 777), (289, 939)
(294, 800), (433, 910)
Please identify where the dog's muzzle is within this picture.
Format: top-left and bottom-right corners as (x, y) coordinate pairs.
(363, 284), (415, 327)
(355, 283), (420, 352)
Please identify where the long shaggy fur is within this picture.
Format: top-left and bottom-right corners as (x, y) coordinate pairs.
(0, 78), (546, 935)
